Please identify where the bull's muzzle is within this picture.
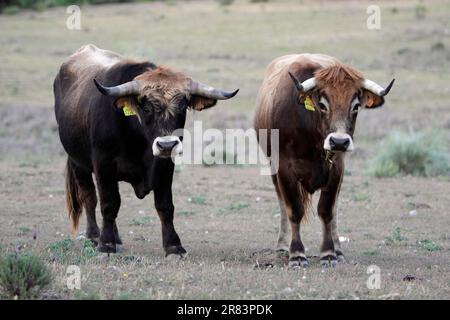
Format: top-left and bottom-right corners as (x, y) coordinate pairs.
(324, 132), (354, 152)
(152, 136), (183, 158)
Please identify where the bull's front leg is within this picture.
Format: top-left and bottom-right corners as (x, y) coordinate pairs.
(318, 163), (345, 267)
(276, 172), (309, 268)
(153, 161), (186, 257)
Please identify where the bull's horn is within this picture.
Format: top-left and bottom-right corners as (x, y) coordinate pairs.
(94, 79), (141, 96)
(189, 80), (239, 100)
(288, 72), (316, 93)
(362, 78), (395, 97)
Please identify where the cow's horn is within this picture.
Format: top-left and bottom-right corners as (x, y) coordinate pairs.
(362, 78), (395, 97)
(189, 80), (239, 100)
(288, 72), (316, 93)
(94, 79), (141, 96)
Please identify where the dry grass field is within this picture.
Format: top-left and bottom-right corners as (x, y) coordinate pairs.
(0, 0), (449, 299)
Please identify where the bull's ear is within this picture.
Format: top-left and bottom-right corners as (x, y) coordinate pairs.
(189, 95), (217, 111)
(361, 90), (385, 109)
(114, 97), (142, 123)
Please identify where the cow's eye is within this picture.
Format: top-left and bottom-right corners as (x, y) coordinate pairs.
(351, 98), (360, 113)
(318, 96), (329, 112)
(142, 105), (152, 114)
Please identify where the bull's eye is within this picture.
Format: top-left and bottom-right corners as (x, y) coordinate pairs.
(351, 98), (360, 113)
(318, 96), (329, 112)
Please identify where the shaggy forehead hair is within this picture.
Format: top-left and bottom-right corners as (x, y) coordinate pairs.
(314, 64), (364, 90)
(137, 66), (189, 117)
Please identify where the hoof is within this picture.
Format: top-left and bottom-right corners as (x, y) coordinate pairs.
(336, 250), (346, 263)
(98, 242), (116, 253)
(166, 252), (188, 262)
(288, 256), (309, 269)
(320, 255), (338, 268)
(276, 243), (290, 253)
(86, 228), (100, 245)
(115, 236), (123, 245)
(165, 245), (187, 258)
(113, 224), (122, 245)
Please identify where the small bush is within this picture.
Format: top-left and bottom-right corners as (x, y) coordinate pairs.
(385, 227), (408, 245)
(0, 253), (52, 299)
(367, 131), (450, 177)
(418, 239), (442, 252)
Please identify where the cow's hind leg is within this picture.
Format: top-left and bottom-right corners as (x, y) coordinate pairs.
(66, 158), (100, 242)
(318, 167), (344, 267)
(271, 174), (289, 253)
(68, 160), (100, 243)
(277, 172), (308, 268)
(94, 162), (121, 253)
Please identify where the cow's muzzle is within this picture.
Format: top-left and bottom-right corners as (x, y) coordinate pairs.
(324, 132), (354, 152)
(152, 136), (183, 158)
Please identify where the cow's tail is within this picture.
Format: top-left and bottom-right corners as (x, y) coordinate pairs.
(300, 185), (312, 224)
(65, 159), (83, 233)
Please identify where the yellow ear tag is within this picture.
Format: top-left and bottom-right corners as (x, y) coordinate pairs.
(304, 96), (315, 111)
(123, 101), (136, 116)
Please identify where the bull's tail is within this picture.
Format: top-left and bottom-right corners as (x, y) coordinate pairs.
(65, 159), (82, 233)
(299, 184), (312, 224)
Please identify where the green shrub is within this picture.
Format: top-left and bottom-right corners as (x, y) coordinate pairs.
(0, 253), (52, 299)
(385, 227), (408, 245)
(367, 131), (450, 177)
(418, 239), (442, 252)
(48, 238), (98, 263)
(48, 238), (74, 262)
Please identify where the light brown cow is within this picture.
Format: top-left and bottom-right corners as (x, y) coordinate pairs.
(254, 53), (394, 267)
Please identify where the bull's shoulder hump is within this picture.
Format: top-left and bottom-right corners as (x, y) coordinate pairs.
(267, 53), (340, 75)
(64, 44), (124, 73)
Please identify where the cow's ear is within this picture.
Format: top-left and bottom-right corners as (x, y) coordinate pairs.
(114, 96), (138, 111)
(114, 96), (142, 123)
(189, 95), (217, 111)
(362, 90), (385, 109)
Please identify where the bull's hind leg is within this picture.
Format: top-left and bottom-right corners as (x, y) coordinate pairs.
(318, 166), (344, 267)
(277, 173), (308, 268)
(94, 162), (121, 253)
(69, 160), (100, 243)
(272, 175), (290, 252)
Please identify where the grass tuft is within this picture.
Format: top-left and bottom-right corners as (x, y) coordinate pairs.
(130, 216), (152, 226)
(366, 131), (450, 177)
(417, 239), (442, 252)
(385, 227), (408, 245)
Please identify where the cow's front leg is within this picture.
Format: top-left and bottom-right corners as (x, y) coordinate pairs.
(95, 163), (121, 253)
(276, 173), (308, 268)
(153, 161), (186, 257)
(318, 165), (344, 267)
(271, 174), (290, 252)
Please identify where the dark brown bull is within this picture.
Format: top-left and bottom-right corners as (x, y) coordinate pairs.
(254, 54), (394, 267)
(54, 44), (238, 256)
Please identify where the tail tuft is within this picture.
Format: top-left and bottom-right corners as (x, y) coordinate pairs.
(65, 160), (83, 233)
